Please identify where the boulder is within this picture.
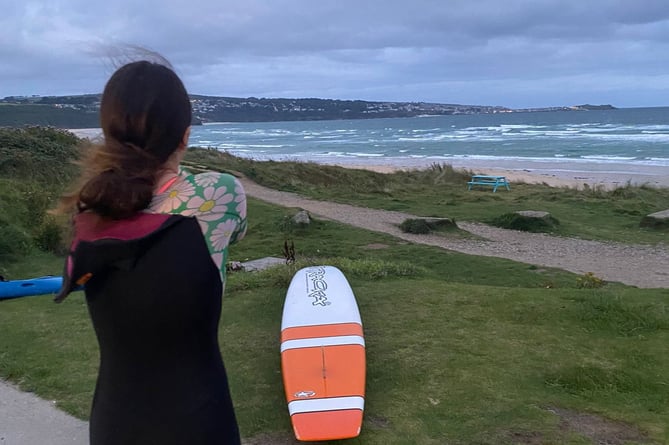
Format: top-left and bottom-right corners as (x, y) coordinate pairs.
(515, 210), (551, 219)
(292, 210), (311, 225)
(241, 257), (286, 272)
(640, 209), (669, 230)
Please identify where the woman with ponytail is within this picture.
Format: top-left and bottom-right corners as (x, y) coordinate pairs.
(56, 59), (246, 444)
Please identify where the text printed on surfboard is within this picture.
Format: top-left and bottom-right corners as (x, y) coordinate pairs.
(305, 267), (332, 307)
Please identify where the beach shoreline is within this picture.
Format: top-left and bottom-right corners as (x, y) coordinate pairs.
(68, 127), (667, 190)
(314, 158), (669, 190)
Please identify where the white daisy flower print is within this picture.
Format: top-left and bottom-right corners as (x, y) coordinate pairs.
(233, 181), (247, 219)
(234, 180), (245, 202)
(195, 172), (221, 188)
(235, 200), (247, 219)
(184, 186), (234, 220)
(210, 220), (237, 250)
(150, 180), (195, 212)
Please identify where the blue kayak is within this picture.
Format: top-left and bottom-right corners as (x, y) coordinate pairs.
(0, 276), (64, 299)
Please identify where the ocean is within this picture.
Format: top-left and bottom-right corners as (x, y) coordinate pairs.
(188, 107), (669, 175)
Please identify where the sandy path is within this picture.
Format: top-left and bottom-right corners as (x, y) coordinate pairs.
(240, 178), (669, 289)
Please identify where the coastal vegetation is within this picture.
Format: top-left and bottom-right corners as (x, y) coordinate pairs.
(0, 127), (80, 263)
(1, 128), (667, 444)
(184, 148), (669, 245)
(0, 103), (99, 128)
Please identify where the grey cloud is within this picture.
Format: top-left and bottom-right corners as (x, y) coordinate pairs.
(1, 0), (669, 107)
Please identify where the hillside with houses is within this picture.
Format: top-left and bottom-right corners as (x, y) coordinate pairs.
(0, 94), (614, 127)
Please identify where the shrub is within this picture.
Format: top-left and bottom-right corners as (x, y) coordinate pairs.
(399, 218), (432, 234)
(0, 221), (32, 261)
(399, 217), (457, 234)
(225, 256), (425, 292)
(0, 126), (80, 185)
(34, 216), (66, 254)
(490, 213), (560, 232)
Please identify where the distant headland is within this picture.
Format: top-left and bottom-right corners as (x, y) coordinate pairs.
(0, 94), (616, 128)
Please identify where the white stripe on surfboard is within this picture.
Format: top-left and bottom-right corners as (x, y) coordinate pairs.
(288, 396), (365, 415)
(280, 335), (365, 353)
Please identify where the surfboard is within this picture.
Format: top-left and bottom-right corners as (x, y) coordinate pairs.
(280, 265), (365, 441)
(0, 276), (63, 300)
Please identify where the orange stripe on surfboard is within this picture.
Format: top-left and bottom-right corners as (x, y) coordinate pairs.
(281, 344), (365, 403)
(291, 409), (363, 441)
(281, 322), (363, 342)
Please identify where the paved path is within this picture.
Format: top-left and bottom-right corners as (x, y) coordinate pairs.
(0, 380), (87, 444)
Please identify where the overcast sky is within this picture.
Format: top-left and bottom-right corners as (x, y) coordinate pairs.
(1, 0), (668, 108)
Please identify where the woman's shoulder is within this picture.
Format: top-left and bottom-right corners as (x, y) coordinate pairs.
(181, 170), (244, 208)
(180, 168), (244, 192)
(149, 169), (245, 216)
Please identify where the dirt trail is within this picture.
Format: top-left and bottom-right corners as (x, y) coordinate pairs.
(239, 178), (669, 289)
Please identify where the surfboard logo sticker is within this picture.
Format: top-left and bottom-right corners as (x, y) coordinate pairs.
(305, 267), (331, 306)
(294, 390), (316, 398)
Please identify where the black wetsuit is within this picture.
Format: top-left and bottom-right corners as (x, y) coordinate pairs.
(57, 212), (240, 444)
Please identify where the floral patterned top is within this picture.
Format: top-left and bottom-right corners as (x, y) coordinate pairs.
(148, 167), (247, 287)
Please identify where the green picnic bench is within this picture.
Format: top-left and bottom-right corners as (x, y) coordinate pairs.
(467, 175), (511, 192)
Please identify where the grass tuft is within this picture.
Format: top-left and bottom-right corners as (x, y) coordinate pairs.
(576, 294), (669, 336)
(489, 212), (560, 233)
(545, 364), (666, 398)
(227, 256), (425, 292)
(575, 272), (605, 289)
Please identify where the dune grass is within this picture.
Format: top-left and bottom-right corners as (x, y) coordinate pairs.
(184, 148), (669, 245)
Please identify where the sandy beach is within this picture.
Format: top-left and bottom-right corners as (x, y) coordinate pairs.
(68, 127), (668, 190)
(322, 158), (669, 190)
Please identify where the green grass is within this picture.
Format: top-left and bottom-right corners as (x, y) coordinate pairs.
(2, 199), (668, 444)
(234, 199), (579, 290)
(1, 131), (668, 444)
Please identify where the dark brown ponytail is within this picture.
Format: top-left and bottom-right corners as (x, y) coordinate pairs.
(76, 140), (161, 219)
(57, 60), (191, 219)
